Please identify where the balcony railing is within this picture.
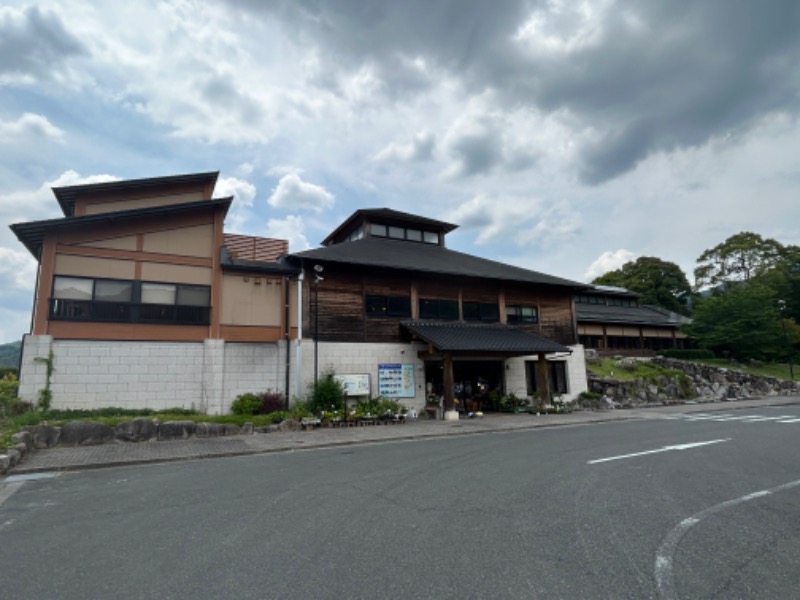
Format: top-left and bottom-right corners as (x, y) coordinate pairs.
(49, 299), (210, 326)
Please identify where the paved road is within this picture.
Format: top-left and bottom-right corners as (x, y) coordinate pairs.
(2, 404), (800, 598)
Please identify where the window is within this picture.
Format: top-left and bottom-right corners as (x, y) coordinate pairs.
(50, 276), (210, 325)
(365, 295), (411, 318)
(506, 304), (538, 324)
(406, 229), (422, 242)
(419, 298), (458, 320)
(526, 361), (568, 395)
(576, 295), (604, 305)
(423, 231), (439, 244)
(463, 301), (499, 322)
(388, 226), (405, 239)
(371, 224), (387, 237)
(368, 223), (440, 244)
(608, 297), (636, 307)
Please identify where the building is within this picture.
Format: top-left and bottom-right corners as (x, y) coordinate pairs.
(576, 285), (690, 356)
(11, 173), (590, 416)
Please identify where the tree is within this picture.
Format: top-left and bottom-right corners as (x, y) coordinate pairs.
(592, 256), (692, 315)
(683, 282), (784, 360)
(694, 232), (784, 291)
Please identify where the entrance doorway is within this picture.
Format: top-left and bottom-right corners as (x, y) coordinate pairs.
(425, 359), (504, 412)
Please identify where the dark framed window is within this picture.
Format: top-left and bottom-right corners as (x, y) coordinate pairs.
(506, 304), (538, 324)
(50, 276), (210, 325)
(365, 295), (411, 318)
(367, 223), (440, 244)
(371, 224), (387, 237)
(576, 294), (604, 305)
(463, 301), (499, 322)
(526, 360), (568, 395)
(419, 298), (458, 320)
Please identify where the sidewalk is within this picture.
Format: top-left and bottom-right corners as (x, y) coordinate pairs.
(8, 396), (800, 475)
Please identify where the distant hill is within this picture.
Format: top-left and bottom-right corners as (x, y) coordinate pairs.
(0, 341), (22, 368)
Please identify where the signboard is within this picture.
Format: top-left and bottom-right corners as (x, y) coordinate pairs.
(334, 374), (370, 397)
(378, 363), (415, 398)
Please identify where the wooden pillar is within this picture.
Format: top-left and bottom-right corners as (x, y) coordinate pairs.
(443, 351), (455, 412)
(537, 352), (551, 407)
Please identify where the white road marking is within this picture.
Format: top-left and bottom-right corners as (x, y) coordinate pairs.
(0, 482), (24, 508)
(740, 416), (795, 422)
(654, 478), (800, 600)
(588, 439), (731, 465)
(778, 418), (800, 423)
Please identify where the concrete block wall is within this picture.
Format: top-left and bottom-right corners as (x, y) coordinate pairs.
(222, 342), (287, 408)
(504, 345), (588, 402)
(295, 341), (428, 411)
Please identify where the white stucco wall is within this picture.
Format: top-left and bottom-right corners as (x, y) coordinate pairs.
(504, 344), (588, 402)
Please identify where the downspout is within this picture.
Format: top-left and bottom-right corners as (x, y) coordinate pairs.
(294, 268), (304, 398)
(283, 276), (291, 409)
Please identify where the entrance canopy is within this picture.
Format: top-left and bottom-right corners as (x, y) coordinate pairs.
(401, 321), (571, 356)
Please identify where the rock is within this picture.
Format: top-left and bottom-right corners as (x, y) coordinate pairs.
(278, 419), (301, 431)
(11, 431), (34, 453)
(223, 424), (241, 436)
(22, 425), (61, 449)
(0, 454), (10, 474)
(241, 422), (254, 435)
(158, 420), (196, 441)
(115, 418), (158, 442)
(6, 448), (21, 467)
(60, 421), (115, 446)
(14, 442), (28, 458)
(195, 422), (226, 438)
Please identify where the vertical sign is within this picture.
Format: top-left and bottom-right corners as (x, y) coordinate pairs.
(378, 363), (415, 398)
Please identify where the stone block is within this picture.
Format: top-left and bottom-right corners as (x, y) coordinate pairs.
(158, 420), (196, 441)
(115, 418), (158, 442)
(60, 421), (115, 446)
(11, 431), (34, 453)
(22, 425), (61, 449)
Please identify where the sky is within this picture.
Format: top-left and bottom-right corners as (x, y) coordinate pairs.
(1, 0), (799, 343)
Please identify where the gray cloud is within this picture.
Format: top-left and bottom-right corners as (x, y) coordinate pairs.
(0, 6), (86, 81)
(225, 0), (800, 183)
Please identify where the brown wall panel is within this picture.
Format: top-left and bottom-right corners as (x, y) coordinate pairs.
(220, 325), (282, 342)
(47, 321), (209, 341)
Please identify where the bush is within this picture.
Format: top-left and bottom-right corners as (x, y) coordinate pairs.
(307, 371), (345, 414)
(259, 390), (287, 414)
(660, 349), (715, 360)
(576, 391), (604, 410)
(231, 393), (263, 416)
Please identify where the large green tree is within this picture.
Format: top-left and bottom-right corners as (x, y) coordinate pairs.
(592, 256), (692, 315)
(684, 282), (784, 361)
(694, 232), (784, 291)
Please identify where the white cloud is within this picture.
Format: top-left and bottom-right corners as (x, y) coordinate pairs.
(584, 249), (636, 281)
(0, 113), (64, 142)
(267, 173), (334, 212)
(0, 247), (37, 292)
(374, 131), (435, 163)
(265, 215), (310, 252)
(216, 176), (257, 233)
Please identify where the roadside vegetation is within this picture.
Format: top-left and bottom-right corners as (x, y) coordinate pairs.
(585, 358), (684, 381)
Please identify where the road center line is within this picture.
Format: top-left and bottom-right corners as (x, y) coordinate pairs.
(588, 439), (730, 465)
(654, 478), (800, 600)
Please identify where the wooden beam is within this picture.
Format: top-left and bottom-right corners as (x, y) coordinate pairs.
(443, 351), (455, 412)
(537, 352), (551, 407)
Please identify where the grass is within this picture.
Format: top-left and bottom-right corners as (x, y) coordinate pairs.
(586, 358), (683, 381)
(690, 358), (797, 381)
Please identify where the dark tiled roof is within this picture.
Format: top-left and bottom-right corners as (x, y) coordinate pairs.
(576, 303), (691, 327)
(10, 198), (232, 258)
(401, 321), (572, 354)
(53, 171), (219, 216)
(321, 208), (458, 245)
(291, 237), (588, 289)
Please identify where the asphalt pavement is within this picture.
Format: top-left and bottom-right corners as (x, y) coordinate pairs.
(8, 395), (800, 475)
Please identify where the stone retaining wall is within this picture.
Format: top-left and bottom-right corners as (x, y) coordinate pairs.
(588, 358), (800, 408)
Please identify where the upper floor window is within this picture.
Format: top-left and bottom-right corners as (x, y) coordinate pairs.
(370, 223), (439, 244)
(365, 295), (411, 318)
(419, 298), (458, 320)
(50, 276), (210, 325)
(608, 297), (636, 307)
(576, 294), (604, 305)
(506, 305), (538, 324)
(463, 301), (499, 322)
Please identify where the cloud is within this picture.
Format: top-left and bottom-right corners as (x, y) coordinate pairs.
(267, 173), (334, 212)
(584, 249), (637, 281)
(374, 131), (435, 163)
(0, 6), (86, 84)
(0, 247), (37, 292)
(265, 215), (310, 252)
(0, 113), (64, 143)
(450, 193), (580, 246)
(216, 176), (258, 233)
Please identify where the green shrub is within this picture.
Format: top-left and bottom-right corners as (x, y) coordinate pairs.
(307, 371), (345, 414)
(231, 393), (263, 416)
(660, 349), (715, 360)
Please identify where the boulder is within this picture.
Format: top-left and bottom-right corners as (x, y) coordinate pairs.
(278, 419), (301, 432)
(11, 431), (34, 453)
(6, 448), (21, 467)
(195, 422), (225, 438)
(158, 420), (196, 441)
(115, 418), (158, 443)
(60, 421), (115, 446)
(241, 422), (254, 435)
(22, 425), (61, 449)
(0, 454), (10, 474)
